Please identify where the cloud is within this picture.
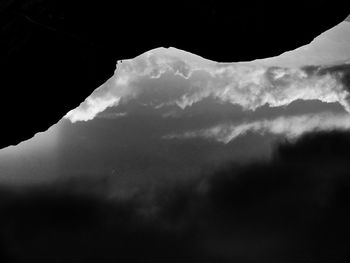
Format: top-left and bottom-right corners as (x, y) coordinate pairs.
(96, 111), (127, 119)
(65, 96), (120, 122)
(2, 131), (350, 262)
(164, 112), (350, 143)
(64, 47), (350, 123)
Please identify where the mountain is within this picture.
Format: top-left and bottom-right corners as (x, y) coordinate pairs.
(244, 20), (350, 67)
(1, 2), (349, 149)
(1, 11), (350, 263)
(0, 19), (350, 195)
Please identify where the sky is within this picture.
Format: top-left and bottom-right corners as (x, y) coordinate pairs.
(1, 13), (350, 263)
(0, 19), (350, 192)
(246, 20), (350, 67)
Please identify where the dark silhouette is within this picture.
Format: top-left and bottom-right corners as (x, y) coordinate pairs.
(1, 130), (350, 262)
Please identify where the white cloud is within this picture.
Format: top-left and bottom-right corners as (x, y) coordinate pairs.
(164, 112), (350, 143)
(170, 65), (349, 112)
(64, 47), (350, 123)
(65, 94), (120, 122)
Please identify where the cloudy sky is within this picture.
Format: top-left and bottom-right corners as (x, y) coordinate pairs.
(1, 13), (350, 263)
(0, 19), (350, 193)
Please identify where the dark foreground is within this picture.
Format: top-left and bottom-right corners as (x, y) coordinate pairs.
(1, 131), (350, 263)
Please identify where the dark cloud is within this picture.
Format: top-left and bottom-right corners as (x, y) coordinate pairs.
(301, 63), (350, 88)
(300, 65), (321, 76)
(1, 130), (350, 262)
(320, 64), (350, 92)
